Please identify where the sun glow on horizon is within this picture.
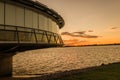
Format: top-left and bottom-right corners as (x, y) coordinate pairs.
(61, 29), (120, 46)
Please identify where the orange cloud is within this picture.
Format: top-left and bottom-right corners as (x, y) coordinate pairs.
(61, 31), (102, 46)
(73, 31), (86, 34)
(110, 27), (119, 29)
(88, 30), (94, 32)
(107, 26), (120, 32)
(61, 31), (100, 38)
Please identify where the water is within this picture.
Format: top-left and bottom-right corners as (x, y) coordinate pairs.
(13, 45), (120, 75)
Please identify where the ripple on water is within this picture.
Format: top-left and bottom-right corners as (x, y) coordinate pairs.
(13, 45), (120, 75)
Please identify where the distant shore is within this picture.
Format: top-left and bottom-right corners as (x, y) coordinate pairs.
(64, 43), (120, 47)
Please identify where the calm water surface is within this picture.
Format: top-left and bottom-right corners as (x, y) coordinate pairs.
(13, 45), (120, 75)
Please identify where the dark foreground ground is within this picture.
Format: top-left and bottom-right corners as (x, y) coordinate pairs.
(0, 62), (120, 80)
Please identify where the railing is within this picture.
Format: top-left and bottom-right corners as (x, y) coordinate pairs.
(0, 24), (63, 45)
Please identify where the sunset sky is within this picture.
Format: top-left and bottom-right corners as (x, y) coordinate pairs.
(38, 0), (120, 46)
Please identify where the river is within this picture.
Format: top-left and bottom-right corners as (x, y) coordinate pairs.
(13, 45), (120, 76)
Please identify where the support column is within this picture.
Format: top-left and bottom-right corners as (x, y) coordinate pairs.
(0, 53), (14, 77)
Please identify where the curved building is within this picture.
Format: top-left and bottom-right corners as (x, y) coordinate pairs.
(0, 0), (65, 52)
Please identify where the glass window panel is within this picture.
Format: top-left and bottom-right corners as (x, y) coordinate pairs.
(44, 17), (48, 31)
(16, 6), (24, 27)
(0, 2), (4, 24)
(55, 35), (61, 44)
(52, 21), (56, 33)
(46, 17), (48, 30)
(19, 32), (36, 43)
(41, 34), (48, 43)
(57, 38), (60, 44)
(54, 27), (56, 33)
(18, 32), (26, 42)
(0, 26), (4, 29)
(56, 25), (59, 34)
(59, 37), (63, 44)
(39, 14), (49, 31)
(51, 21), (58, 33)
(5, 3), (15, 25)
(0, 31), (17, 41)
(31, 33), (36, 43)
(50, 36), (56, 44)
(17, 27), (26, 31)
(36, 33), (42, 42)
(33, 11), (38, 29)
(35, 30), (43, 34)
(39, 14), (44, 30)
(25, 9), (33, 28)
(52, 22), (55, 32)
(47, 35), (51, 43)
(38, 30), (44, 34)
(5, 26), (16, 30)
(48, 18), (52, 31)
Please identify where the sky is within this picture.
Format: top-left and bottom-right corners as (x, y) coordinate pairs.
(38, 0), (120, 46)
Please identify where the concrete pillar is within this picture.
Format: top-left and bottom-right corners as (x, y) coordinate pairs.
(0, 54), (13, 77)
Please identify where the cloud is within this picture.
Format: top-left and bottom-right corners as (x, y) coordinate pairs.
(61, 31), (100, 38)
(110, 27), (119, 30)
(88, 30), (94, 32)
(73, 31), (86, 34)
(61, 32), (72, 35)
(80, 34), (99, 38)
(107, 26), (120, 32)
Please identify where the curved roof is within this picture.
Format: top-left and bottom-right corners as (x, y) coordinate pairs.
(2, 0), (65, 28)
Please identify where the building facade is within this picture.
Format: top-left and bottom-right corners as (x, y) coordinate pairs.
(0, 0), (65, 52)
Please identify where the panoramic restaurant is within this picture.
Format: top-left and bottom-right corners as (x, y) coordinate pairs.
(0, 0), (65, 51)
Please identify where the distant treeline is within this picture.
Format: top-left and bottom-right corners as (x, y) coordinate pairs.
(64, 43), (120, 47)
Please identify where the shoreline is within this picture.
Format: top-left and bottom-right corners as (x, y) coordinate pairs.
(1, 62), (120, 80)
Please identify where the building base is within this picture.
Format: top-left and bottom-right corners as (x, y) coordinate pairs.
(0, 54), (14, 77)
